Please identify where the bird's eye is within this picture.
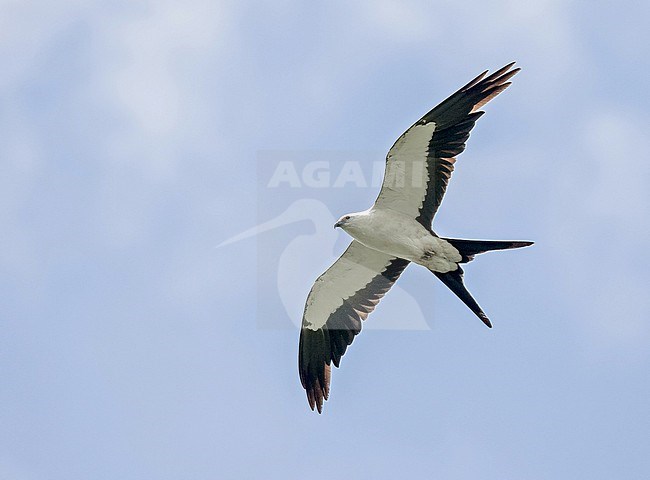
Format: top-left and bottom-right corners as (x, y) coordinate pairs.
(345, 216), (350, 220)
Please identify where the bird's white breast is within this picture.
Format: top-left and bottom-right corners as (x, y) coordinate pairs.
(342, 209), (460, 272)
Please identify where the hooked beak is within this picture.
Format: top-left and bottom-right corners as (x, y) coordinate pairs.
(334, 221), (343, 229)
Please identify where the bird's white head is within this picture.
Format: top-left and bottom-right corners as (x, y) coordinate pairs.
(333, 212), (364, 232)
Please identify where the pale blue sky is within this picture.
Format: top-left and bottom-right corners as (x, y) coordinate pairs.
(2, 1), (649, 479)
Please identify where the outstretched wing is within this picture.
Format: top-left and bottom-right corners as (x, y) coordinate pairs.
(299, 241), (409, 413)
(374, 62), (519, 229)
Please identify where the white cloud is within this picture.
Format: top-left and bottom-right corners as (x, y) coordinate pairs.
(555, 108), (650, 355)
(0, 1), (86, 89)
(98, 0), (233, 136)
(361, 0), (434, 43)
(0, 0), (241, 259)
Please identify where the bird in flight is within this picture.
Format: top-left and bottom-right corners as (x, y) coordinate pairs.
(298, 62), (533, 413)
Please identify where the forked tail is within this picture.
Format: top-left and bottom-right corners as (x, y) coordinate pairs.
(443, 238), (534, 263)
(432, 238), (533, 327)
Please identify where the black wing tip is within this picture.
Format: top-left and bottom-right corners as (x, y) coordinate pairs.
(304, 379), (328, 414)
(452, 61), (519, 99)
(487, 61), (520, 79)
(467, 63), (520, 108)
(310, 396), (323, 414)
(423, 62), (519, 127)
(501, 61), (519, 74)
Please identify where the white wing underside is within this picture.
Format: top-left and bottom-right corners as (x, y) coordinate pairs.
(303, 241), (398, 330)
(373, 122), (436, 219)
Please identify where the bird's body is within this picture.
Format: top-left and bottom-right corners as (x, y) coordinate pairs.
(338, 209), (461, 273)
(298, 62), (534, 413)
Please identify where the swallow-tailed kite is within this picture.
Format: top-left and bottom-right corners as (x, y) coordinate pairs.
(299, 63), (533, 413)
